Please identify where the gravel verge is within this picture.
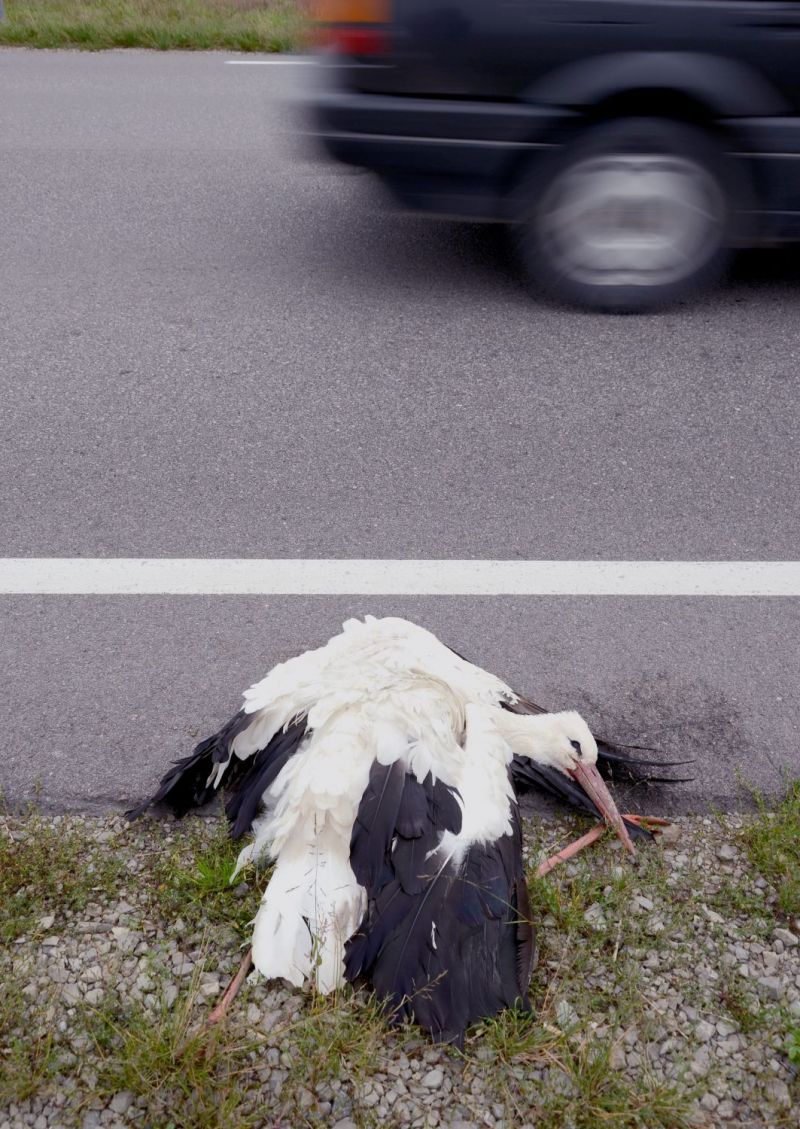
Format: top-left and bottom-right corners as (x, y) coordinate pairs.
(1, 810), (798, 1129)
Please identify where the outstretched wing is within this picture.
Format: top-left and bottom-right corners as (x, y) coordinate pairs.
(508, 753), (659, 841)
(345, 760), (535, 1047)
(126, 710), (309, 839)
(125, 709), (254, 820)
(126, 637), (342, 833)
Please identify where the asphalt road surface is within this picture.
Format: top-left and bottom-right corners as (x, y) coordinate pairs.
(1, 50), (798, 816)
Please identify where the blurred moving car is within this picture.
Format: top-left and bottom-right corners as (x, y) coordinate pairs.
(308, 0), (800, 311)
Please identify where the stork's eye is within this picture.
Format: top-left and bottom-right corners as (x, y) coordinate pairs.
(570, 739), (582, 757)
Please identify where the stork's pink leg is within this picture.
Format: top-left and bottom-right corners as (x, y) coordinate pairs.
(534, 824), (607, 877)
(621, 814), (672, 831)
(204, 947), (253, 1028)
(534, 814), (673, 878)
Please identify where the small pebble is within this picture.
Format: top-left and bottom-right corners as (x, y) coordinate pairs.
(109, 1092), (134, 1115)
(774, 928), (798, 948)
(695, 1020), (715, 1042)
(765, 1078), (791, 1108)
(757, 976), (783, 1000)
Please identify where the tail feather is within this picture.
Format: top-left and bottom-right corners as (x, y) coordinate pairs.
(251, 825), (365, 993)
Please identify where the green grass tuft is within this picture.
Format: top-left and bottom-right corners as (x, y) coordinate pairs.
(0, 0), (308, 53)
(717, 973), (769, 1036)
(84, 970), (262, 1129)
(471, 1006), (557, 1063)
(0, 811), (126, 943)
(0, 977), (61, 1106)
(738, 778), (800, 917)
(467, 1011), (693, 1129)
(146, 818), (273, 939)
(542, 1035), (693, 1129)
(83, 965), (399, 1126)
(279, 986), (397, 1095)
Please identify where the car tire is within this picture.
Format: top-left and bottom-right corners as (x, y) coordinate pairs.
(516, 117), (741, 312)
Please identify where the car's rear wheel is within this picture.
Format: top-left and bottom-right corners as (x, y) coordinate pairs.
(517, 117), (739, 312)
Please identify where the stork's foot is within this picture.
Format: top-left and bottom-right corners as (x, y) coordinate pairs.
(205, 947), (253, 1028)
(534, 814), (674, 878)
(534, 824), (607, 877)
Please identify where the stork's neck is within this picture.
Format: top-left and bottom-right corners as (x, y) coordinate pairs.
(491, 710), (564, 760)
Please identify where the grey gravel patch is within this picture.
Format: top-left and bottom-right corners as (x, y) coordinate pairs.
(1, 811), (798, 1128)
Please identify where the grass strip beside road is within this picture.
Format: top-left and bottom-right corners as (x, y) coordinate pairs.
(0, 0), (308, 52)
(3, 784), (800, 1125)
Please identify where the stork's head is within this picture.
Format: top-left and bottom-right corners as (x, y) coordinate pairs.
(526, 710), (598, 774)
(499, 709), (635, 855)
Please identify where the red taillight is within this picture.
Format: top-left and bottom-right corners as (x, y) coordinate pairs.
(313, 0), (391, 57)
(328, 26), (389, 55)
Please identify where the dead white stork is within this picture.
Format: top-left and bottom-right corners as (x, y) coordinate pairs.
(130, 615), (679, 1044)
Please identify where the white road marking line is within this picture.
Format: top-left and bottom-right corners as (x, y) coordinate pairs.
(224, 58), (314, 65)
(0, 560), (798, 596)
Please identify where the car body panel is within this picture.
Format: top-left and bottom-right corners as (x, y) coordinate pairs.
(308, 0), (800, 237)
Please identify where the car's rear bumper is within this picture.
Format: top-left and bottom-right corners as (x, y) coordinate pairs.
(310, 85), (575, 219)
(309, 79), (800, 233)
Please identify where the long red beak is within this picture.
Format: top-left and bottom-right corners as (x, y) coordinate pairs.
(569, 761), (635, 855)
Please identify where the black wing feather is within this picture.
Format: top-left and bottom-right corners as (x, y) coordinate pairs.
(346, 765), (535, 1046)
(225, 719), (308, 840)
(593, 740), (694, 784)
(510, 757), (655, 842)
(125, 709), (253, 820)
(126, 710), (308, 839)
(349, 760), (407, 892)
(395, 773), (429, 838)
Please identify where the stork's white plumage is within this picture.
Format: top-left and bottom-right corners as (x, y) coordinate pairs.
(131, 615), (648, 1044)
